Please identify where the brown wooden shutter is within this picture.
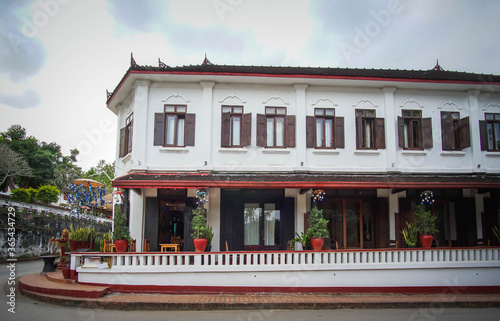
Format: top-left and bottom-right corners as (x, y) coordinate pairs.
(306, 116), (315, 148)
(375, 118), (386, 149)
(458, 116), (471, 150)
(286, 115), (296, 148)
(154, 113), (165, 146)
(422, 117), (433, 149)
(127, 122), (133, 154)
(185, 113), (196, 146)
(334, 117), (344, 149)
(241, 113), (252, 146)
(119, 127), (126, 157)
(441, 117), (455, 150)
(355, 115), (363, 149)
(397, 116), (405, 148)
(256, 113), (266, 147)
(221, 112), (230, 147)
(479, 120), (489, 151)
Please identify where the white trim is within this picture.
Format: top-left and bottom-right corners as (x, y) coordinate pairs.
(440, 151), (467, 157)
(262, 149), (291, 154)
(353, 150), (381, 156)
(159, 147), (189, 154)
(219, 148), (248, 154)
(401, 150), (427, 156)
(313, 149), (340, 155)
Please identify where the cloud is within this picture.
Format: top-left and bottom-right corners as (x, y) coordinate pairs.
(107, 0), (167, 33)
(0, 88), (41, 109)
(0, 1), (48, 82)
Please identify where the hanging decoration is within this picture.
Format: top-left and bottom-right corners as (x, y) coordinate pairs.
(196, 188), (209, 205)
(420, 190), (435, 205)
(312, 189), (325, 203)
(67, 179), (107, 218)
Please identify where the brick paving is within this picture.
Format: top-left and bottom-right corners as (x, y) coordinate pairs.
(18, 271), (500, 311)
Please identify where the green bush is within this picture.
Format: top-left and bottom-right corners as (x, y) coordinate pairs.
(191, 206), (213, 240)
(306, 206), (330, 239)
(36, 185), (60, 204)
(112, 207), (130, 240)
(11, 188), (31, 203)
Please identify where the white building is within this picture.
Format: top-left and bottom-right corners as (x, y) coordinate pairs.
(107, 56), (500, 253)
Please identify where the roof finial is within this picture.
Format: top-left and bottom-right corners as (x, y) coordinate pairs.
(106, 89), (113, 101)
(432, 59), (444, 71)
(202, 53), (213, 66)
(158, 58), (169, 68)
(130, 52), (136, 67)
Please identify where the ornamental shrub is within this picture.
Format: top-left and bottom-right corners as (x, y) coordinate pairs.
(306, 206), (330, 239)
(36, 185), (60, 204)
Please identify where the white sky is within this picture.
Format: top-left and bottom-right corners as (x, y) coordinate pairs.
(1, 0), (499, 170)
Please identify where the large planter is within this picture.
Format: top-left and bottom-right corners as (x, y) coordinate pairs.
(420, 235), (433, 249)
(69, 240), (93, 252)
(114, 239), (128, 252)
(193, 238), (208, 252)
(61, 266), (70, 279)
(311, 237), (324, 251)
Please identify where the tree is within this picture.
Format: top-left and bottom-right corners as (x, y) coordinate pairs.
(36, 185), (60, 204)
(85, 159), (114, 192)
(0, 142), (33, 188)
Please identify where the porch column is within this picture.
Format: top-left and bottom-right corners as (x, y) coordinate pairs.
(388, 192), (401, 241)
(475, 191), (485, 239)
(129, 189), (144, 249)
(207, 188), (221, 252)
(295, 191), (308, 235)
(131, 80), (150, 171)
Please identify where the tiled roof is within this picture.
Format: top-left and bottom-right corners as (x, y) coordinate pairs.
(106, 58), (500, 105)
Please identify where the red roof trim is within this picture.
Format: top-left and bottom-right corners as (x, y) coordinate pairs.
(107, 69), (500, 106)
(112, 179), (500, 190)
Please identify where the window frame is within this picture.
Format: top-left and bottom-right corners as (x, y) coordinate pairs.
(484, 113), (500, 151)
(314, 108), (335, 149)
(355, 109), (376, 150)
(119, 112), (133, 158)
(164, 105), (187, 147)
(222, 106), (244, 147)
(401, 110), (423, 150)
(441, 111), (460, 151)
(265, 107), (287, 148)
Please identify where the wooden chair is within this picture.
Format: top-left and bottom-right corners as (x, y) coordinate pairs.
(144, 239), (150, 252)
(171, 236), (183, 251)
(128, 239), (136, 252)
(103, 238), (114, 252)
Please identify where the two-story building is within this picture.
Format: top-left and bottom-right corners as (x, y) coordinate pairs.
(107, 56), (500, 253)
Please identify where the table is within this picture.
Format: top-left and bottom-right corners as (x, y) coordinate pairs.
(160, 244), (179, 252)
(40, 255), (58, 274)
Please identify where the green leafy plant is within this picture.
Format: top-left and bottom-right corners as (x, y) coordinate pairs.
(191, 206), (212, 239)
(401, 221), (418, 247)
(112, 206), (130, 240)
(290, 232), (309, 251)
(10, 188), (32, 203)
(306, 206), (330, 239)
(414, 204), (438, 235)
(36, 185), (60, 204)
(493, 226), (500, 242)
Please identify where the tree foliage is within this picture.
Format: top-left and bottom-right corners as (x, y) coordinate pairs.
(36, 185), (60, 204)
(85, 159), (114, 192)
(0, 142), (33, 188)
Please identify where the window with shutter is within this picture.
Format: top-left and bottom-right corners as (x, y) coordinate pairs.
(355, 110), (383, 150)
(119, 127), (126, 158)
(258, 107), (292, 148)
(221, 106), (247, 147)
(306, 116), (315, 148)
(153, 105), (195, 147)
(119, 113), (133, 157)
(399, 110), (429, 150)
(441, 112), (471, 151)
(457, 116), (470, 149)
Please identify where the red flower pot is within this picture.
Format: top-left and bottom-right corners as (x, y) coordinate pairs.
(114, 239), (129, 252)
(420, 235), (433, 249)
(193, 238), (208, 252)
(61, 266), (70, 279)
(311, 238), (324, 251)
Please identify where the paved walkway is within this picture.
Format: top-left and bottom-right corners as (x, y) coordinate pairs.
(19, 271), (500, 311)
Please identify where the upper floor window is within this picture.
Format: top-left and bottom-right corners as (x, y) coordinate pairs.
(441, 112), (470, 151)
(119, 113), (133, 157)
(480, 113), (500, 151)
(154, 105), (196, 147)
(398, 110), (433, 150)
(257, 107), (295, 148)
(306, 108), (344, 149)
(355, 109), (385, 150)
(221, 106), (251, 147)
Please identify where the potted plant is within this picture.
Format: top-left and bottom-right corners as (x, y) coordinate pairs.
(414, 204), (438, 249)
(112, 207), (130, 252)
(61, 255), (70, 279)
(191, 206), (209, 252)
(306, 206), (330, 251)
(291, 232), (309, 251)
(401, 221), (418, 248)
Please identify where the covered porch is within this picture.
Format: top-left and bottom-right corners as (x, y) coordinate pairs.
(72, 247), (500, 294)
